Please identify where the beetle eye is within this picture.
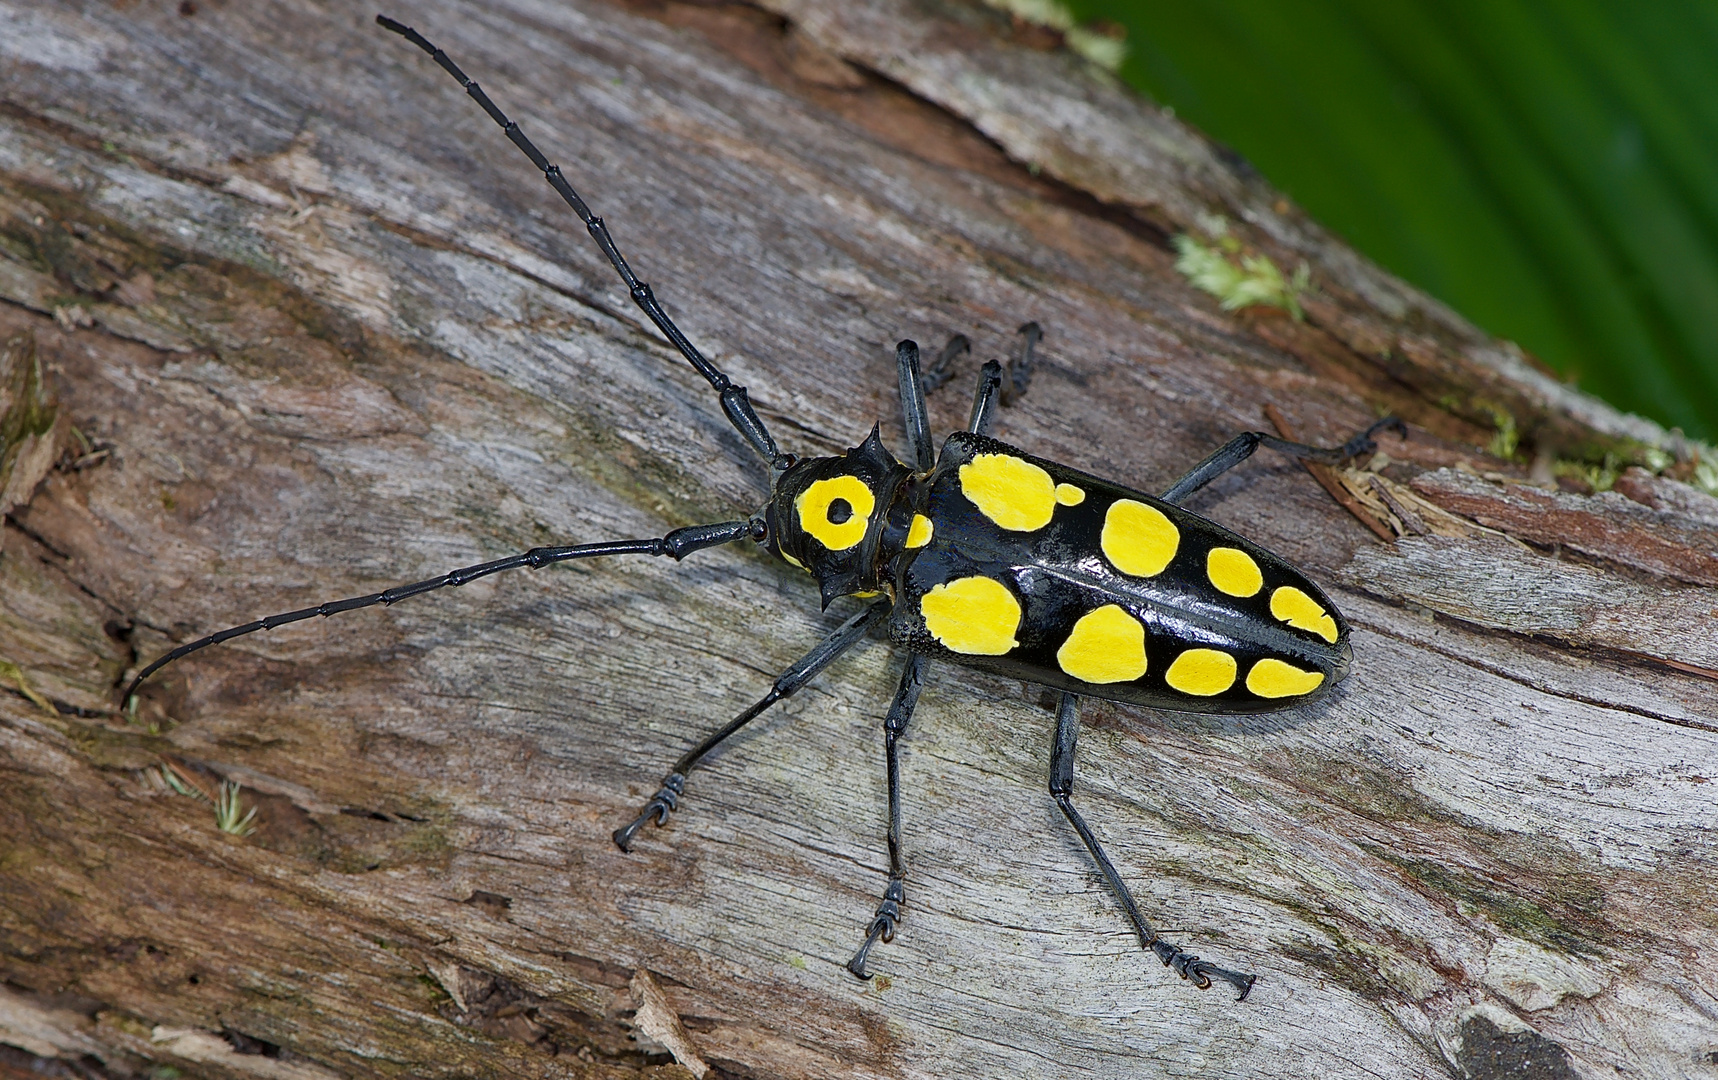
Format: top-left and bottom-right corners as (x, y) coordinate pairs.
(827, 498), (853, 525)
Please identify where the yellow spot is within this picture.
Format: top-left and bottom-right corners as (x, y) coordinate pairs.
(1101, 499), (1180, 577)
(1206, 547), (1263, 597)
(1246, 658), (1326, 698)
(1055, 483), (1085, 506)
(905, 514), (935, 549)
(1056, 605), (1147, 684)
(1270, 586), (1338, 643)
(920, 576), (1021, 655)
(1164, 648), (1237, 696)
(796, 475), (875, 552)
(781, 550), (805, 570)
(959, 454), (1057, 531)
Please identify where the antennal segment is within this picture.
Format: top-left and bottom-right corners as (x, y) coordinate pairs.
(123, 519), (759, 701)
(376, 14), (789, 472)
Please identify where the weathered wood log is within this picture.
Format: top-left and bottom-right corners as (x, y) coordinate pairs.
(3, 0), (1716, 1077)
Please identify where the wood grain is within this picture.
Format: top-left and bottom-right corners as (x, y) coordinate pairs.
(2, 1), (1715, 1077)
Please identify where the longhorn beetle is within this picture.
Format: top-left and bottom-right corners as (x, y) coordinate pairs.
(126, 15), (1406, 1001)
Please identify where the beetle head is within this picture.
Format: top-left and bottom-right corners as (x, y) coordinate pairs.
(765, 426), (908, 607)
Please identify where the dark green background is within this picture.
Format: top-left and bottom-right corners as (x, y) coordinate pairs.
(1071, 0), (1718, 440)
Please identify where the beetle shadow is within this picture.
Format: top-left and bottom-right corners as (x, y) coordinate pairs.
(1075, 679), (1351, 741)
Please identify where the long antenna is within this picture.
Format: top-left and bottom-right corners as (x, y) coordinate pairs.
(377, 14), (790, 472)
(122, 520), (759, 701)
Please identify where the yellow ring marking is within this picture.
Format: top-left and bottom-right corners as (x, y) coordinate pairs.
(1246, 658), (1326, 698)
(1055, 483), (1086, 506)
(959, 453), (1058, 531)
(1056, 605), (1147, 684)
(1206, 547), (1263, 597)
(1270, 586), (1339, 643)
(905, 514), (935, 549)
(1164, 647), (1237, 696)
(795, 474), (875, 552)
(1101, 499), (1180, 577)
(920, 576), (1021, 655)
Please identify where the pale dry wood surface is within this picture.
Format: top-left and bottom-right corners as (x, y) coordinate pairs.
(2, 1), (1717, 1078)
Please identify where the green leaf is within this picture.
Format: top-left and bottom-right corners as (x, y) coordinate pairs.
(1074, 0), (1718, 439)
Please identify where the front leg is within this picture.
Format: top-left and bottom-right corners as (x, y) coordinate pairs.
(848, 653), (928, 978)
(613, 600), (890, 849)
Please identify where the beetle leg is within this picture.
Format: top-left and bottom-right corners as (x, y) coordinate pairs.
(896, 341), (936, 472)
(1000, 321), (1041, 407)
(1159, 416), (1406, 506)
(921, 333), (971, 393)
(848, 653), (928, 978)
(1048, 693), (1257, 1001)
(967, 360), (1005, 436)
(613, 599), (891, 850)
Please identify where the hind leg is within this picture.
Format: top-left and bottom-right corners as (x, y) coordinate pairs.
(1160, 417), (1405, 506)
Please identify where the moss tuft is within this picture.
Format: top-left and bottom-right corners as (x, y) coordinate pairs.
(1173, 228), (1309, 319)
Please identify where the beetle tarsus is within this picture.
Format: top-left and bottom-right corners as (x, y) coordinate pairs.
(846, 878), (904, 979)
(1151, 939), (1255, 999)
(612, 772), (685, 851)
(1338, 414), (1408, 460)
(846, 921), (888, 980)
